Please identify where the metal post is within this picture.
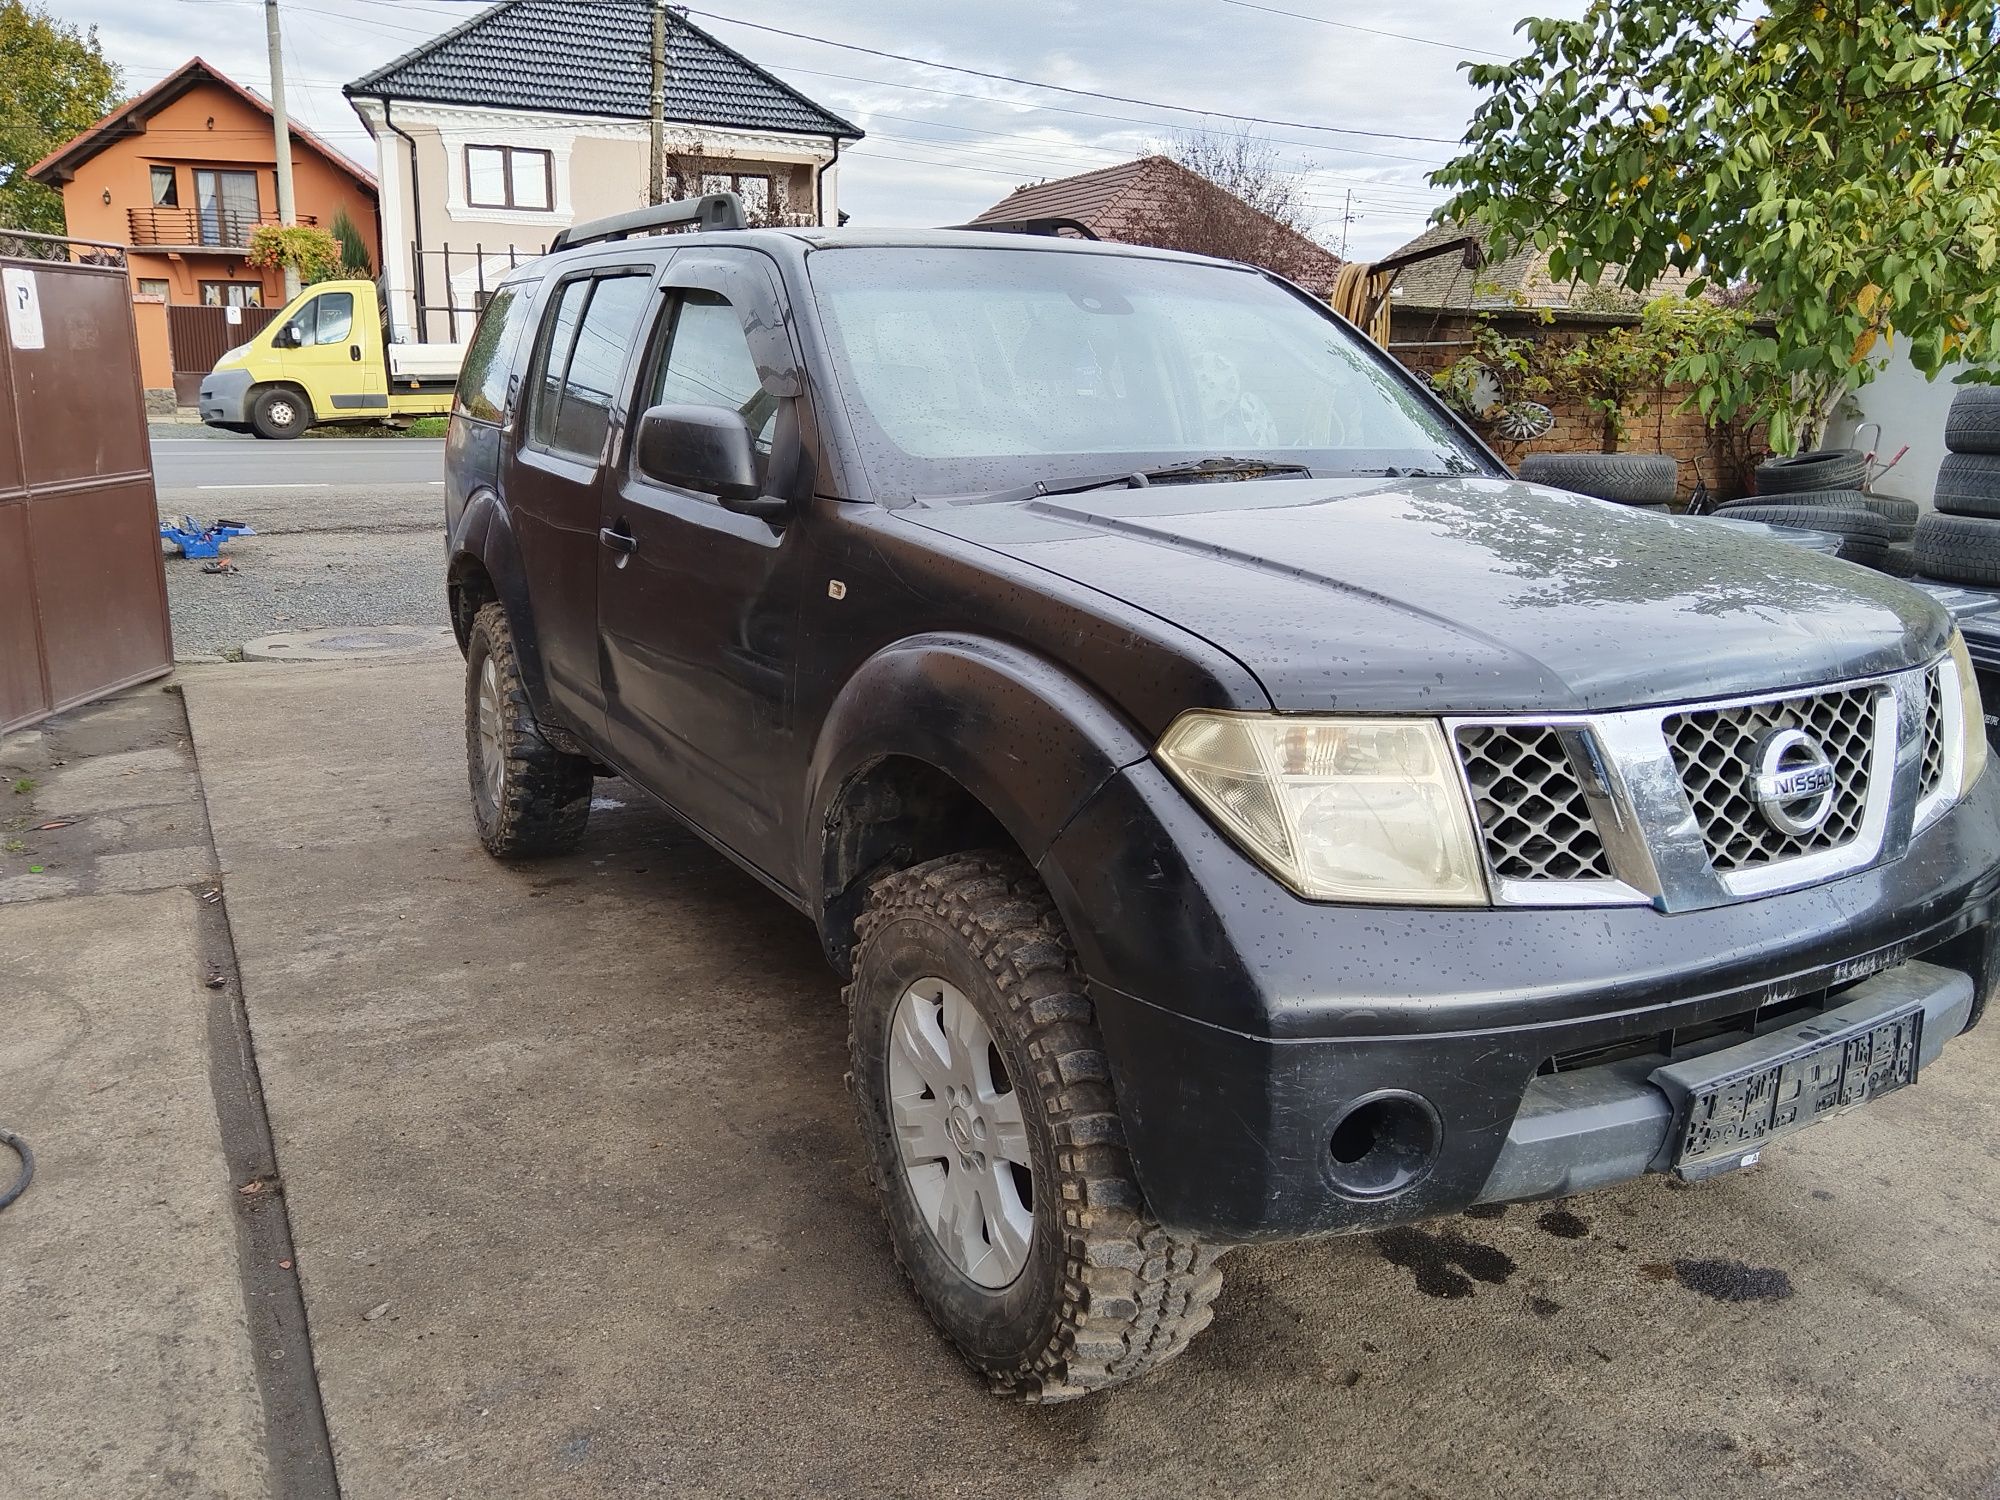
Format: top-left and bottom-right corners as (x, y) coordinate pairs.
(648, 0), (667, 205)
(265, 0), (300, 300)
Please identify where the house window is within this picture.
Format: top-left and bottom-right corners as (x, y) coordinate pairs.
(465, 146), (553, 212)
(699, 172), (772, 218)
(150, 166), (178, 208)
(137, 278), (170, 303)
(200, 281), (263, 308)
(193, 169), (260, 246)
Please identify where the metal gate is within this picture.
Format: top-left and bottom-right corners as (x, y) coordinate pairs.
(166, 303), (278, 404)
(0, 233), (173, 733)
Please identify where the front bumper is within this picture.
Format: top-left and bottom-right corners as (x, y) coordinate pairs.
(1040, 760), (2000, 1241)
(198, 368), (253, 426)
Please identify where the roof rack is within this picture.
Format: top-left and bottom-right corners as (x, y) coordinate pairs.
(949, 216), (1100, 241)
(551, 191), (745, 252)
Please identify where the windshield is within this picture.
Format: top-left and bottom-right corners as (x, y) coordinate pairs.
(806, 245), (1488, 499)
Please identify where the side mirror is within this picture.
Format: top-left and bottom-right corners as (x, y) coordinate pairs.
(634, 403), (784, 518)
(274, 324), (300, 349)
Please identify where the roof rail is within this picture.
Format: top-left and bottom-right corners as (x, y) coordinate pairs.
(948, 216), (1100, 241)
(551, 191), (746, 252)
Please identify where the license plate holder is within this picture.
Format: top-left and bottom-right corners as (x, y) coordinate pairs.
(1659, 1005), (1923, 1177)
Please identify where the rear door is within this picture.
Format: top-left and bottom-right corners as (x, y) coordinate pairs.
(595, 251), (808, 882)
(506, 266), (658, 736)
(273, 287), (384, 416)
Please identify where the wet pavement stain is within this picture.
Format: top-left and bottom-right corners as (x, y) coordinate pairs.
(1373, 1226), (1517, 1299)
(1461, 1203), (1508, 1220)
(1536, 1207), (1591, 1240)
(1672, 1257), (1794, 1302)
(1526, 1294), (1562, 1318)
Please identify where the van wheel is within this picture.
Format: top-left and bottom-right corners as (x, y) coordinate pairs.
(465, 602), (593, 857)
(249, 386), (309, 440)
(846, 850), (1224, 1402)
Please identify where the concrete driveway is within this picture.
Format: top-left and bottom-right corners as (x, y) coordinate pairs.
(6, 656), (2000, 1498)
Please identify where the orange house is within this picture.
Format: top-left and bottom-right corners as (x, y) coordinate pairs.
(30, 57), (379, 406)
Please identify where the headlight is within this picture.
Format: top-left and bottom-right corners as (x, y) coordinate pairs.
(1156, 712), (1488, 904)
(1950, 630), (1988, 795)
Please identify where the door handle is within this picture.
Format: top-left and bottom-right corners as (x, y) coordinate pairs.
(349, 344), (361, 361)
(598, 525), (637, 555)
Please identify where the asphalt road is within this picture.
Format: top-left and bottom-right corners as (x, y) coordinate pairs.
(151, 429), (448, 656)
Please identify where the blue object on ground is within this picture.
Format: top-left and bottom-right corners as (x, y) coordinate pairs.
(160, 516), (256, 559)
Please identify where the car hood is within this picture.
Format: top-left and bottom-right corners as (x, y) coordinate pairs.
(900, 475), (1949, 714)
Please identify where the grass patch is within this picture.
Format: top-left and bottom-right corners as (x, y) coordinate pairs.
(11, 777), (33, 795)
(305, 415), (449, 439)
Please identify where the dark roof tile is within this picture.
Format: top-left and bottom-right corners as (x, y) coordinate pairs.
(345, 0), (859, 139)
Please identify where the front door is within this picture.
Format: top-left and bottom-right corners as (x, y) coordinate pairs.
(273, 288), (383, 416)
(596, 254), (806, 884)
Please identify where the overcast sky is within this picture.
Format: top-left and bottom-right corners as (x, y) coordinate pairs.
(68, 0), (1586, 259)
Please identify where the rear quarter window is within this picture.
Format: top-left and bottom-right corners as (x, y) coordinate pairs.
(455, 283), (538, 424)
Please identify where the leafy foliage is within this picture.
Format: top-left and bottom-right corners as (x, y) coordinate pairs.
(1432, 305), (1674, 451)
(1433, 0), (2000, 454)
(246, 223), (341, 285)
(0, 1), (122, 235)
(329, 207), (372, 278)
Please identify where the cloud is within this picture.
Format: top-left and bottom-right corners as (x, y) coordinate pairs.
(69, 0), (1583, 258)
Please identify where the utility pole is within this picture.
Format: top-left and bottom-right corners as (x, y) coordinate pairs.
(265, 0), (300, 298)
(1337, 189), (1354, 262)
(648, 0), (667, 205)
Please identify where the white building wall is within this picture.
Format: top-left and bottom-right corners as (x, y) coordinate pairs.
(1830, 344), (1971, 506)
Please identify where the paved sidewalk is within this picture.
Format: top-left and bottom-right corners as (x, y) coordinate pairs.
(172, 653), (2000, 1500)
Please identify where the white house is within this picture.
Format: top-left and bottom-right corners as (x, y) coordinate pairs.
(344, 0), (860, 341)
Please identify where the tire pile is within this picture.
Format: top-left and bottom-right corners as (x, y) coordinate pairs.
(1911, 389), (2000, 588)
(1516, 452), (1677, 510)
(1711, 448), (1914, 568)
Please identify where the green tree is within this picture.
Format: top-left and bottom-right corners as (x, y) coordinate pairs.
(329, 207), (373, 278)
(0, 1), (122, 235)
(1433, 0), (2000, 454)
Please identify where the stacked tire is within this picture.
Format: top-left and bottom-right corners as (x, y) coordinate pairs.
(1913, 389), (2000, 587)
(1516, 452), (1677, 511)
(1711, 447), (1911, 566)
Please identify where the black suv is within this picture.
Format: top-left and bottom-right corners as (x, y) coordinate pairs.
(445, 194), (2000, 1401)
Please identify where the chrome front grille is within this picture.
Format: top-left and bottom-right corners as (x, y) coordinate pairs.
(1455, 725), (1610, 881)
(1662, 685), (1880, 870)
(1921, 665), (1945, 796)
(1449, 665), (1928, 912)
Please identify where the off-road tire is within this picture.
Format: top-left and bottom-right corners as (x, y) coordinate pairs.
(1517, 451), (1677, 506)
(1945, 387), (2000, 457)
(465, 602), (593, 857)
(1756, 448), (1865, 494)
(249, 385), (310, 440)
(846, 850), (1223, 1402)
(1913, 513), (2000, 589)
(1933, 454), (2000, 520)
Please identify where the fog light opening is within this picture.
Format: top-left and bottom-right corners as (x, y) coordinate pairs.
(1324, 1091), (1441, 1199)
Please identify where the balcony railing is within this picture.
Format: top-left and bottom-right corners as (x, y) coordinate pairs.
(126, 207), (317, 249)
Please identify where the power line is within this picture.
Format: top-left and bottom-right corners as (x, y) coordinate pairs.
(679, 8), (1466, 145)
(1215, 0), (1512, 58)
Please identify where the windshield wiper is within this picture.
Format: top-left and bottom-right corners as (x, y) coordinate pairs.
(968, 457), (1312, 507)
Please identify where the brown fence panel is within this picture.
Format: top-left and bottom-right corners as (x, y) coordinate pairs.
(166, 303), (279, 401)
(0, 240), (173, 733)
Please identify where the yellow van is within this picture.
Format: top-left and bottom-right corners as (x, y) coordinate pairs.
(196, 279), (465, 438)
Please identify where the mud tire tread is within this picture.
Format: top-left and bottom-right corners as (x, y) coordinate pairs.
(846, 850), (1222, 1403)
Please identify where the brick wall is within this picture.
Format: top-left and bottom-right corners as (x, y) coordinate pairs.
(1389, 311), (1764, 504)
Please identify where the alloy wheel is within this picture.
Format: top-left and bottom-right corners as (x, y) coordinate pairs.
(476, 654), (506, 808)
(887, 976), (1034, 1289)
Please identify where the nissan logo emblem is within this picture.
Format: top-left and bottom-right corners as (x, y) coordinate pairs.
(1751, 728), (1838, 835)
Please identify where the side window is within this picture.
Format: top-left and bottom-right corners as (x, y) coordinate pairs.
(277, 291), (354, 348)
(647, 291), (778, 476)
(526, 273), (653, 460)
(455, 284), (537, 423)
